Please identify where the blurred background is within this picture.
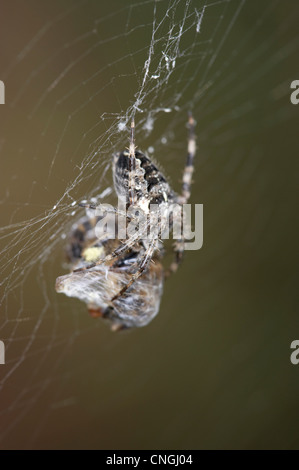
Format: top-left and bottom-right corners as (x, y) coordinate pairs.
(0, 0), (298, 449)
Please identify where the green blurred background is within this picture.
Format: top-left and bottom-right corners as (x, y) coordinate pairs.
(0, 0), (298, 449)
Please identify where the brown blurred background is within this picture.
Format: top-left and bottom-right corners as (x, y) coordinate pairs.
(0, 0), (298, 449)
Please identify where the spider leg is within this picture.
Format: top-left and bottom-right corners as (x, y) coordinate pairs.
(110, 238), (157, 302)
(78, 202), (98, 210)
(128, 119), (137, 206)
(165, 239), (185, 278)
(178, 112), (196, 205)
(79, 203), (140, 221)
(166, 113), (196, 276)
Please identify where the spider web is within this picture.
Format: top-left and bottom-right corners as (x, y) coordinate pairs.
(0, 0), (298, 449)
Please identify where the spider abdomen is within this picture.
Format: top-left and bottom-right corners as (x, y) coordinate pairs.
(113, 150), (175, 205)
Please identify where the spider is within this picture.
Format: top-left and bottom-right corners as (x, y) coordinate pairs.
(75, 114), (195, 293)
(56, 113), (196, 329)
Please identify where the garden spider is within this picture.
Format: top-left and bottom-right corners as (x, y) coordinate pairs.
(75, 113), (196, 302)
(56, 113), (196, 329)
